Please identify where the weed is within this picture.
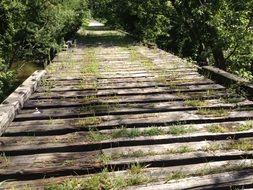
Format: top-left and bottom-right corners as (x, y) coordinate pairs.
(48, 119), (65, 126)
(0, 153), (10, 168)
(113, 150), (154, 160)
(73, 117), (102, 127)
(206, 89), (215, 96)
(63, 160), (76, 166)
(168, 126), (196, 135)
(143, 127), (165, 136)
(205, 142), (221, 152)
(227, 139), (253, 151)
(97, 154), (112, 164)
(81, 95), (97, 103)
(80, 82), (97, 90)
(40, 79), (55, 91)
(166, 171), (187, 181)
(207, 124), (229, 133)
(112, 127), (141, 139)
(87, 129), (110, 142)
(184, 99), (209, 107)
(176, 145), (192, 153)
(197, 108), (230, 117)
(237, 121), (253, 132)
(128, 163), (146, 175)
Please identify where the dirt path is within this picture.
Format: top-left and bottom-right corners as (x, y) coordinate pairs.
(1, 23), (253, 189)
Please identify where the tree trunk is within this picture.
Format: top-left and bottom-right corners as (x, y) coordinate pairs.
(212, 48), (226, 71)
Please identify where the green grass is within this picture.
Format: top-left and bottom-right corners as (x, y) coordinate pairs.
(80, 82), (97, 90)
(207, 124), (230, 133)
(67, 125), (197, 144)
(168, 126), (196, 135)
(143, 127), (165, 136)
(97, 154), (112, 164)
(204, 142), (221, 152)
(81, 95), (98, 102)
(197, 108), (230, 117)
(167, 145), (193, 154)
(227, 139), (253, 151)
(184, 99), (209, 107)
(82, 48), (99, 77)
(166, 171), (187, 181)
(129, 48), (156, 71)
(237, 121), (253, 131)
(46, 165), (149, 190)
(73, 117), (102, 127)
(86, 130), (111, 142)
(63, 160), (76, 166)
(112, 127), (142, 139)
(207, 122), (253, 133)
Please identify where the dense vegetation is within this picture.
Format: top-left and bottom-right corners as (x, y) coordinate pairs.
(0, 0), (90, 101)
(93, 0), (253, 79)
(0, 1), (252, 101)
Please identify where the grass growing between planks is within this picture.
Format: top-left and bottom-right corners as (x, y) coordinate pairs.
(184, 99), (209, 107)
(73, 117), (102, 127)
(45, 160), (253, 190)
(85, 126), (197, 143)
(82, 48), (99, 77)
(207, 121), (253, 133)
(197, 108), (230, 117)
(46, 165), (150, 190)
(104, 145), (193, 161)
(0, 153), (10, 168)
(128, 47), (157, 71)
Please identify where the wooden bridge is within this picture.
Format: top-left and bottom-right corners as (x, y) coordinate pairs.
(1, 22), (253, 189)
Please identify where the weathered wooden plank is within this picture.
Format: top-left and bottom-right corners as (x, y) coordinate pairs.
(15, 100), (253, 121)
(2, 160), (252, 189)
(23, 92), (239, 109)
(2, 128), (253, 155)
(30, 84), (225, 99)
(128, 169), (253, 190)
(37, 80), (215, 92)
(5, 110), (253, 136)
(0, 70), (46, 136)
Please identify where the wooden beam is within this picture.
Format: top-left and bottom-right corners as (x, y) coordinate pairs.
(0, 70), (46, 135)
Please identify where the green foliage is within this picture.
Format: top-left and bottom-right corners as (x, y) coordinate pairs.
(93, 0), (253, 79)
(0, 0), (90, 101)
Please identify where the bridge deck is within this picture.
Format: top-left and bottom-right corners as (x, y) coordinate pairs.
(1, 24), (253, 189)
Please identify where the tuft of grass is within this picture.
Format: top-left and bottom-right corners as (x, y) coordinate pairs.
(73, 117), (102, 127)
(175, 145), (192, 154)
(197, 108), (230, 117)
(86, 129), (110, 142)
(46, 165), (149, 190)
(112, 127), (141, 139)
(205, 142), (221, 152)
(207, 124), (229, 133)
(80, 82), (97, 90)
(97, 154), (112, 165)
(128, 163), (145, 175)
(40, 79), (55, 91)
(82, 95), (97, 102)
(166, 171), (187, 181)
(114, 150), (150, 159)
(63, 160), (76, 166)
(168, 126), (196, 135)
(0, 153), (10, 168)
(143, 127), (165, 136)
(227, 139), (253, 151)
(237, 121), (253, 132)
(184, 99), (209, 107)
